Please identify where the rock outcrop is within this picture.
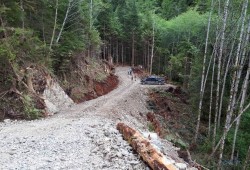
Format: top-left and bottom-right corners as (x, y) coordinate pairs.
(43, 77), (74, 115)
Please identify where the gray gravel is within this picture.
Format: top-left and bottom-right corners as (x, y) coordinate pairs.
(0, 117), (148, 170)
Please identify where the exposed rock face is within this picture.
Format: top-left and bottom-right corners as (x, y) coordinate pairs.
(43, 78), (74, 115)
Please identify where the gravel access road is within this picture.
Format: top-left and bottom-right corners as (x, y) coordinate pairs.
(0, 67), (186, 170)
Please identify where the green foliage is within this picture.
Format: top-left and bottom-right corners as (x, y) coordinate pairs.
(151, 10), (209, 83)
(160, 0), (189, 20)
(197, 138), (213, 153)
(23, 95), (41, 120)
(0, 2), (22, 26)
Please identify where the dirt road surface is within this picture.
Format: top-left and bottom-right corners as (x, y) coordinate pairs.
(0, 67), (188, 170)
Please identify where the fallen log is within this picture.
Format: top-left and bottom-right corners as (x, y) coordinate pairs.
(117, 123), (178, 170)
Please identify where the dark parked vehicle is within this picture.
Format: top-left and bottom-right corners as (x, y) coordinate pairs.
(141, 76), (165, 85)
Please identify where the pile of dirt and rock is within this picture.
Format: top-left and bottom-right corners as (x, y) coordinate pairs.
(0, 117), (148, 170)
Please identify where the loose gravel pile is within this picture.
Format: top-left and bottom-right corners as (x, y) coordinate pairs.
(0, 117), (149, 170)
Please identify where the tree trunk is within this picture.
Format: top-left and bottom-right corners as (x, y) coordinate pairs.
(218, 1), (248, 168)
(217, 11), (240, 128)
(147, 41), (150, 72)
(116, 40), (119, 65)
(109, 40), (111, 57)
(56, 0), (72, 43)
(20, 0), (24, 32)
(150, 20), (155, 75)
(0, 15), (7, 38)
(231, 21), (250, 161)
(132, 31), (135, 67)
(121, 43), (124, 65)
(42, 11), (46, 44)
(158, 55), (161, 74)
(26, 67), (35, 93)
(230, 119), (240, 162)
(212, 48), (219, 148)
(208, 52), (216, 138)
(90, 0), (93, 29)
(89, 0), (93, 58)
(117, 123), (178, 170)
(194, 0), (214, 142)
(217, 33), (238, 129)
(243, 146), (250, 170)
(214, 0), (230, 145)
(103, 44), (106, 60)
(50, 0), (58, 50)
(143, 42), (146, 68)
(211, 0), (221, 147)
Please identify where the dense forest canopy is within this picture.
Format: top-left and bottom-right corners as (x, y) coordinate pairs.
(0, 0), (250, 169)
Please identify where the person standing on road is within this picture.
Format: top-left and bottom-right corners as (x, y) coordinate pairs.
(128, 68), (132, 75)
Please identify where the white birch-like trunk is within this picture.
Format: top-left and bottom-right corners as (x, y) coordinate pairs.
(116, 40), (119, 65)
(214, 0), (230, 143)
(147, 41), (150, 72)
(218, 0), (248, 168)
(121, 43), (124, 65)
(208, 53), (216, 138)
(42, 12), (46, 44)
(243, 146), (250, 170)
(149, 20), (155, 75)
(217, 35), (238, 128)
(56, 0), (72, 43)
(132, 31), (135, 67)
(210, 103), (250, 160)
(50, 0), (58, 50)
(207, 14), (222, 139)
(212, 0), (221, 149)
(20, 0), (24, 31)
(217, 9), (243, 128)
(231, 27), (250, 161)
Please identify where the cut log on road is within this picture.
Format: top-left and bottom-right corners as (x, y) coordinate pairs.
(117, 123), (178, 170)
